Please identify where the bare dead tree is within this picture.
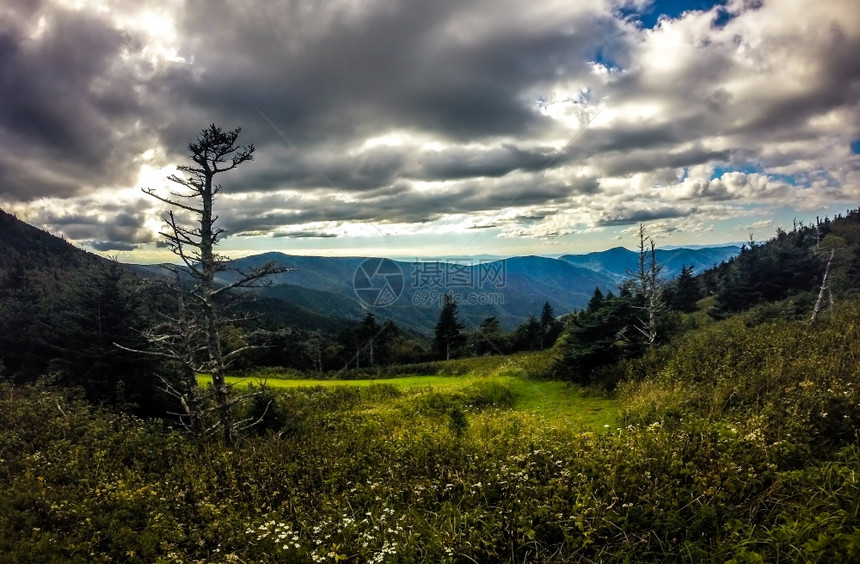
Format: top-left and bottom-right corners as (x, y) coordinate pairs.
(810, 217), (836, 324)
(810, 248), (834, 323)
(135, 124), (288, 444)
(632, 224), (664, 347)
(808, 217), (837, 324)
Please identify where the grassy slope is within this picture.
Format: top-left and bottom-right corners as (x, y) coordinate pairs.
(5, 302), (859, 562)
(6, 210), (860, 563)
(206, 351), (619, 429)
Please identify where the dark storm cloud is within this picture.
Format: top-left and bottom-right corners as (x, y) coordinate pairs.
(91, 241), (138, 252)
(33, 207), (154, 247)
(2, 0), (859, 250)
(218, 173), (595, 236)
(419, 144), (564, 180)
(595, 206), (690, 227)
(595, 146), (733, 177)
(0, 4), (174, 201)
(271, 231), (338, 239)
(238, 142), (571, 194)
(168, 0), (618, 145)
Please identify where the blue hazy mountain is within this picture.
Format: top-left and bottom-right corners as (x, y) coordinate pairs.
(1, 205), (739, 336)
(559, 245), (740, 285)
(217, 247), (738, 334)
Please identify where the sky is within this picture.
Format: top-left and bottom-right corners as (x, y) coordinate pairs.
(0, 0), (858, 262)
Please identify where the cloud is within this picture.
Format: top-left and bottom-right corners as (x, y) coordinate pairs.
(0, 0), (857, 253)
(271, 230), (338, 239)
(0, 5), (170, 201)
(594, 205), (691, 227)
(91, 241), (139, 252)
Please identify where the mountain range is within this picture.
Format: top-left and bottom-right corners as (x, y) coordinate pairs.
(209, 245), (739, 334)
(0, 207), (738, 335)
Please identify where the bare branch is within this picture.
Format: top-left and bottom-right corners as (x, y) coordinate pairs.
(142, 187), (203, 214)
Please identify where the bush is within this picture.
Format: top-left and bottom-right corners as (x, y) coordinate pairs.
(3, 304), (860, 562)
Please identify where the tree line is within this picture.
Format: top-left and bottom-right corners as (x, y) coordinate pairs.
(553, 209), (860, 389)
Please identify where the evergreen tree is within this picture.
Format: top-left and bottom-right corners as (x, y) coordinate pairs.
(666, 265), (700, 313)
(472, 316), (503, 356)
(53, 260), (158, 411)
(359, 312), (380, 367)
(555, 291), (636, 387)
(513, 314), (544, 351)
(709, 227), (823, 318)
(539, 301), (562, 348)
(434, 294), (465, 360)
(0, 265), (49, 382)
(586, 287), (604, 313)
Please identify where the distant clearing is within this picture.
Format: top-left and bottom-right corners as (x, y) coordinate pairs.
(202, 371), (619, 430)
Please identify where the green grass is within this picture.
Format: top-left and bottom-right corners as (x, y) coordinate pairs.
(201, 354), (619, 430)
(505, 378), (617, 428)
(220, 373), (468, 390)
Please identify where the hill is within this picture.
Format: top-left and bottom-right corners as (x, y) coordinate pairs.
(0, 208), (161, 411)
(214, 253), (616, 334)
(0, 208), (105, 273)
(3, 299), (859, 562)
(559, 245), (739, 285)
(216, 249), (738, 334)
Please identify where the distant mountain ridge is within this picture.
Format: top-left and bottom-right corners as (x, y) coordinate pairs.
(559, 245), (740, 285)
(207, 253), (615, 334)
(0, 207), (738, 335)
(212, 246), (738, 334)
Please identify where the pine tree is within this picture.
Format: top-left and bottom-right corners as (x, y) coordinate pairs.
(539, 301), (562, 348)
(513, 314), (544, 351)
(667, 265), (700, 313)
(472, 316), (503, 356)
(434, 294), (465, 360)
(587, 287), (604, 313)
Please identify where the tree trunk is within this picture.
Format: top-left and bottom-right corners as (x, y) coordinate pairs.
(811, 249), (835, 323)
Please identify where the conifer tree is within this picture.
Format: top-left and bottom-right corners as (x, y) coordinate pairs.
(540, 301), (562, 348)
(667, 265), (700, 313)
(434, 294), (464, 360)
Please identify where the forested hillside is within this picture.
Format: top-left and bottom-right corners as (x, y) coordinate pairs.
(0, 209), (164, 413)
(1, 299), (858, 561)
(553, 210), (860, 389)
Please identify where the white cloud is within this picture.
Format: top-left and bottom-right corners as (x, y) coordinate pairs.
(0, 0), (857, 256)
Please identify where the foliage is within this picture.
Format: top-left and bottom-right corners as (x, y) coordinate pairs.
(0, 254), (166, 414)
(705, 210), (860, 318)
(539, 301), (564, 348)
(433, 294), (466, 360)
(4, 295), (860, 564)
(664, 265), (701, 313)
(554, 287), (639, 387)
(5, 210), (860, 561)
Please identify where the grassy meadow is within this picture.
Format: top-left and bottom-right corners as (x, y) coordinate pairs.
(206, 352), (619, 429)
(3, 303), (860, 562)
